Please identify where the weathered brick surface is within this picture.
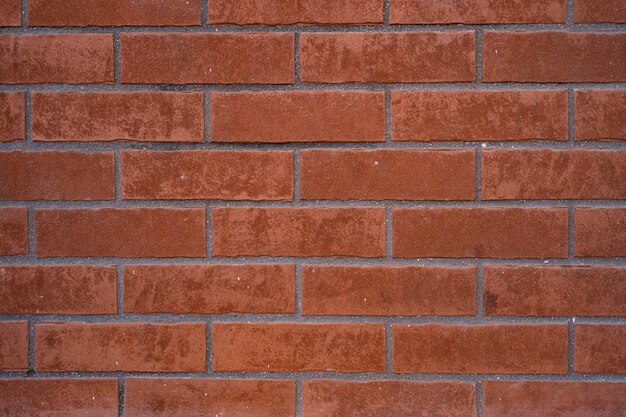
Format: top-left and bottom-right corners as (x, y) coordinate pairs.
(0, 1), (624, 414)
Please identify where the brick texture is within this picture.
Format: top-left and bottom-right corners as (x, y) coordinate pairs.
(0, 265), (117, 314)
(0, 151), (115, 200)
(32, 92), (204, 142)
(213, 323), (386, 372)
(0, 92), (25, 142)
(0, 322), (28, 371)
(1, 1), (624, 415)
(0, 34), (114, 84)
(393, 324), (568, 374)
(390, 0), (567, 24)
(209, 0), (383, 25)
(121, 150), (293, 200)
(211, 91), (385, 142)
(35, 322), (206, 372)
(121, 33), (294, 84)
(28, 0), (201, 26)
(483, 32), (626, 82)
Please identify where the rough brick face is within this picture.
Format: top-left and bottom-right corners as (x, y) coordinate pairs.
(0, 207), (28, 256)
(390, 0), (567, 24)
(209, 0), (383, 25)
(303, 380), (477, 417)
(483, 381), (626, 417)
(0, 151), (115, 200)
(393, 324), (568, 374)
(35, 208), (206, 258)
(575, 0), (626, 23)
(0, 265), (117, 314)
(484, 266), (626, 316)
(575, 325), (626, 374)
(35, 322), (206, 372)
(0, 379), (118, 417)
(0, 92), (25, 142)
(483, 32), (626, 82)
(0, 322), (28, 371)
(392, 90), (568, 141)
(482, 149), (626, 200)
(210, 91), (385, 143)
(575, 208), (626, 257)
(0, 0), (21, 26)
(212, 207), (386, 257)
(213, 323), (386, 372)
(124, 264), (295, 314)
(0, 34), (114, 84)
(122, 150), (293, 200)
(1, 0), (625, 413)
(301, 32), (476, 83)
(302, 265), (476, 316)
(300, 149), (475, 200)
(575, 90), (626, 140)
(121, 33), (294, 84)
(29, 0), (201, 27)
(32, 92), (204, 142)
(125, 379), (296, 417)
(393, 208), (568, 258)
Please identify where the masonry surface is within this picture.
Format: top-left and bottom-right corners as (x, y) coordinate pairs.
(0, 1), (625, 416)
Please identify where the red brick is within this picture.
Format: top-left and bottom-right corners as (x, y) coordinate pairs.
(0, 379), (118, 417)
(213, 323), (386, 372)
(484, 381), (626, 417)
(575, 208), (626, 257)
(302, 265), (476, 316)
(393, 324), (568, 374)
(121, 33), (294, 84)
(303, 380), (476, 417)
(392, 90), (568, 142)
(35, 208), (206, 258)
(122, 150), (293, 200)
(0, 34), (113, 84)
(391, 0), (566, 23)
(482, 149), (626, 200)
(0, 92), (24, 141)
(393, 208), (568, 258)
(0, 322), (28, 371)
(301, 32), (475, 83)
(124, 264), (295, 314)
(0, 151), (115, 200)
(0, 0), (21, 26)
(300, 149), (475, 200)
(125, 379), (295, 417)
(0, 265), (117, 314)
(211, 91), (385, 143)
(0, 207), (28, 256)
(575, 90), (626, 140)
(35, 322), (206, 372)
(575, 0), (626, 23)
(483, 32), (626, 82)
(29, 0), (201, 26)
(212, 207), (386, 257)
(484, 265), (626, 316)
(575, 325), (626, 374)
(32, 92), (204, 142)
(209, 0), (383, 25)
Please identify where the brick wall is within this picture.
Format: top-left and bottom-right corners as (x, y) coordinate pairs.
(0, 1), (625, 416)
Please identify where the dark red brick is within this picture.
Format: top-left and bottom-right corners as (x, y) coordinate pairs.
(575, 90), (626, 140)
(575, 0), (626, 23)
(575, 325), (626, 374)
(575, 208), (626, 257)
(0, 92), (24, 141)
(0, 322), (28, 371)
(0, 207), (28, 256)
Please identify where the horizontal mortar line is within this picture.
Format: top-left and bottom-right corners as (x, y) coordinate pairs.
(1, 256), (625, 266)
(1, 82), (626, 92)
(0, 315), (624, 325)
(1, 200), (625, 208)
(0, 371), (624, 382)
(0, 23), (625, 34)
(2, 141), (626, 152)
